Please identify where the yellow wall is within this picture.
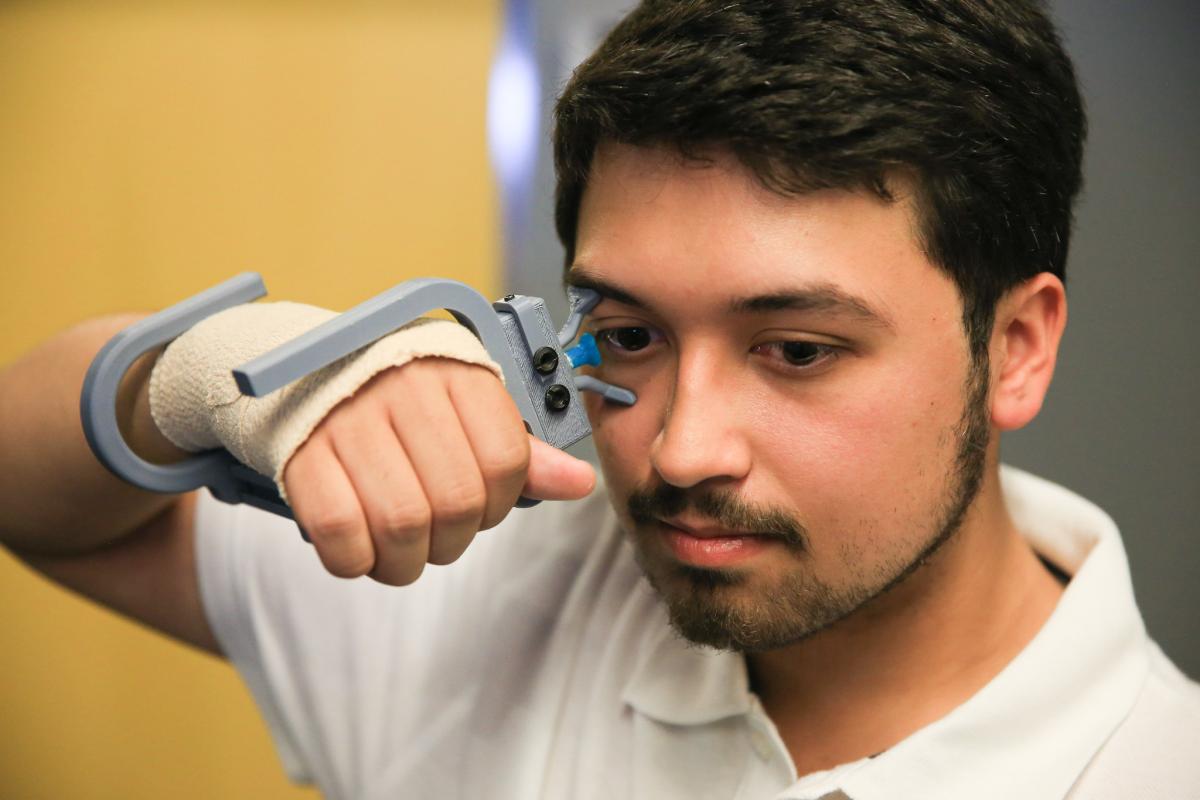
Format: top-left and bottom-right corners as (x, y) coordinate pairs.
(0, 1), (500, 796)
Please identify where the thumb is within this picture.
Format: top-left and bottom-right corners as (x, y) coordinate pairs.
(521, 435), (596, 501)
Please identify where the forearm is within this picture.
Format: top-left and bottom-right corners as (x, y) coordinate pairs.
(0, 314), (189, 555)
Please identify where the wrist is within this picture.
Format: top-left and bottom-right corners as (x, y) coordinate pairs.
(118, 347), (190, 466)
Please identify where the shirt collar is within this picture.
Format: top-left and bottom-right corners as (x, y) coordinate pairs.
(622, 466), (1152, 800)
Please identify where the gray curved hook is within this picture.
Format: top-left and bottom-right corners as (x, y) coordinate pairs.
(79, 273), (267, 499)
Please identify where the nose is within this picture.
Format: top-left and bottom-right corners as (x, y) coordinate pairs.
(649, 346), (752, 489)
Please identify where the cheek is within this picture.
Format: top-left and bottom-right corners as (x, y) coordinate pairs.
(585, 389), (654, 495)
(584, 345), (972, 555)
(746, 361), (968, 540)
(585, 368), (688, 508)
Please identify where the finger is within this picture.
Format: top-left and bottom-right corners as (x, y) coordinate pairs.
(387, 374), (486, 566)
(448, 368), (531, 530)
(328, 414), (431, 587)
(283, 436), (376, 579)
(522, 436), (596, 501)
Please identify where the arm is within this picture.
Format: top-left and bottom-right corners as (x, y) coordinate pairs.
(0, 314), (220, 654)
(0, 308), (597, 658)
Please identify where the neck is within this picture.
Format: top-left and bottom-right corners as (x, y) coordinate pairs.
(746, 465), (1064, 777)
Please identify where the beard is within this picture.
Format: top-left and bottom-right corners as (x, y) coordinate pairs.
(625, 356), (991, 653)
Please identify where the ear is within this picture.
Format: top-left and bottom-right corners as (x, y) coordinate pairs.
(989, 273), (1068, 431)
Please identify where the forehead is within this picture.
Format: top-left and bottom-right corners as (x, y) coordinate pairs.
(573, 142), (956, 325)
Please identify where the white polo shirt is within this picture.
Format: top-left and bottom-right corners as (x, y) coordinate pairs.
(194, 466), (1200, 799)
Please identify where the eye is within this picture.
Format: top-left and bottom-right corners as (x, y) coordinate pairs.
(595, 326), (662, 353)
(752, 341), (839, 371)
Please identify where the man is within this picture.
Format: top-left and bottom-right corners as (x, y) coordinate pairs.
(1, 1), (1196, 798)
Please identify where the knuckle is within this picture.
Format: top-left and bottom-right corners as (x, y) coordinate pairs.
(431, 481), (487, 525)
(308, 510), (363, 546)
(375, 502), (432, 545)
(480, 442), (531, 486)
(306, 514), (373, 578)
(321, 550), (375, 580)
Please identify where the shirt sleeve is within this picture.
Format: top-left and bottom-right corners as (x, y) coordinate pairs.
(193, 492), (314, 783)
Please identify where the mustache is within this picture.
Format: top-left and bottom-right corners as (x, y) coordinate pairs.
(627, 482), (810, 551)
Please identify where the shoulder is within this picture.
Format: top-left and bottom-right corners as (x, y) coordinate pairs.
(187, 477), (631, 787)
(1068, 642), (1200, 798)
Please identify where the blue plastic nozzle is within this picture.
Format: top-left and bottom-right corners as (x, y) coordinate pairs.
(566, 332), (602, 369)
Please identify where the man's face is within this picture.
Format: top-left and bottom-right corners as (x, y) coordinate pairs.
(572, 143), (991, 652)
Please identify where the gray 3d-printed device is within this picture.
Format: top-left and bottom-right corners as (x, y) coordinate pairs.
(80, 272), (635, 528)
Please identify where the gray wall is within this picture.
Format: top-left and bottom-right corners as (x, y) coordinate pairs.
(505, 1), (1199, 675)
(1007, 1), (1199, 674)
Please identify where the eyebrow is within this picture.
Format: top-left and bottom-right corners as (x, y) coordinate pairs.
(565, 266), (895, 330)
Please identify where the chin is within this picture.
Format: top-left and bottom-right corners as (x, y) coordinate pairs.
(632, 537), (861, 652)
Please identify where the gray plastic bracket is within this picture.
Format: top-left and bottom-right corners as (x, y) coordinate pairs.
(492, 295), (591, 451)
(558, 286), (603, 346)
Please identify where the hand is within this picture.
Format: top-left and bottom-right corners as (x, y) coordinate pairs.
(281, 358), (596, 585)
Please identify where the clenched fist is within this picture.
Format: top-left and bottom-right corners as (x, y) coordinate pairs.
(283, 358), (596, 585)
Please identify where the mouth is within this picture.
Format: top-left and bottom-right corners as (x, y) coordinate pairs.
(656, 517), (778, 568)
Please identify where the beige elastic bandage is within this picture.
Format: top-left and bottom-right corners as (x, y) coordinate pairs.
(148, 301), (503, 502)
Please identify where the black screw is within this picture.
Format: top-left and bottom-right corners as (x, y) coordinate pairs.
(544, 384), (571, 411)
(533, 346), (559, 375)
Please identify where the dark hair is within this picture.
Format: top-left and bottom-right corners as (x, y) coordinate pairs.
(553, 0), (1086, 358)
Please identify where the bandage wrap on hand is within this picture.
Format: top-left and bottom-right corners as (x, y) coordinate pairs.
(148, 301), (504, 502)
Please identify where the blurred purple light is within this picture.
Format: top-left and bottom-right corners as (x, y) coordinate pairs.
(487, 31), (541, 194)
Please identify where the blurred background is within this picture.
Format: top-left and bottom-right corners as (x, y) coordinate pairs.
(0, 0), (1195, 797)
